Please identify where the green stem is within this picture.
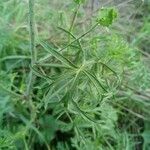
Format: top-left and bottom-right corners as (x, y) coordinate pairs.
(60, 23), (98, 52)
(68, 4), (80, 44)
(29, 0), (36, 64)
(69, 4), (80, 33)
(27, 0), (36, 97)
(0, 84), (22, 98)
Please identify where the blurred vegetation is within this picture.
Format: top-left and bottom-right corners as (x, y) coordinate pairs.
(0, 0), (150, 150)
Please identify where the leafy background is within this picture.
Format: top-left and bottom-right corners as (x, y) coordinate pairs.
(0, 0), (150, 150)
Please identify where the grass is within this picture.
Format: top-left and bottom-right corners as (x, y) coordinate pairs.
(0, 0), (150, 150)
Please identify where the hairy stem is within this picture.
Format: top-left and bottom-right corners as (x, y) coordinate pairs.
(29, 0), (36, 64)
(26, 0), (36, 97)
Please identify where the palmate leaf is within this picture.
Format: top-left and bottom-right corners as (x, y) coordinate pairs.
(43, 68), (80, 107)
(42, 72), (75, 108)
(40, 41), (77, 69)
(43, 78), (73, 108)
(97, 7), (117, 27)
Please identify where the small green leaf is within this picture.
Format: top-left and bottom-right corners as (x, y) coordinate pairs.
(97, 7), (117, 27)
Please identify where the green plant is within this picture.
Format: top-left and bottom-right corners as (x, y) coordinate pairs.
(0, 0), (150, 150)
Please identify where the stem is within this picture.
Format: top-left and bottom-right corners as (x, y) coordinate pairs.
(69, 4), (80, 33)
(68, 4), (80, 44)
(0, 84), (22, 98)
(60, 23), (98, 52)
(91, 0), (94, 13)
(26, 0), (36, 97)
(29, 0), (36, 64)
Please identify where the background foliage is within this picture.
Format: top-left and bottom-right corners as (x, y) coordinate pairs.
(0, 0), (150, 150)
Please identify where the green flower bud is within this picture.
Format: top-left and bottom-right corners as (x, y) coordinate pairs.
(97, 7), (118, 27)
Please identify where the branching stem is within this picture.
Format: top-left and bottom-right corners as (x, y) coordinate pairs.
(60, 23), (98, 52)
